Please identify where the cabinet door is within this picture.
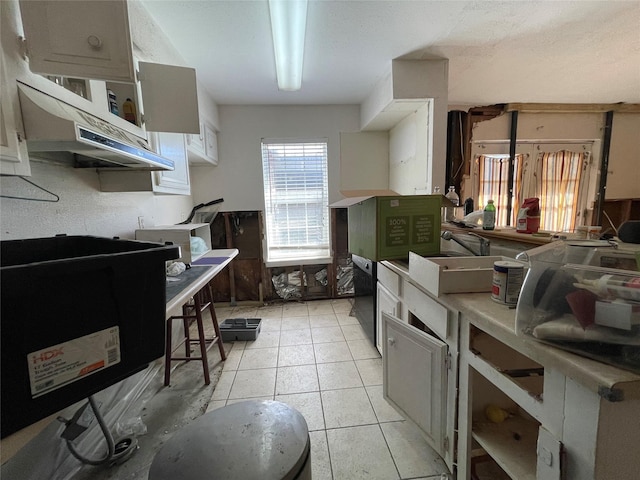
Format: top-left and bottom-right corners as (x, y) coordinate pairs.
(186, 121), (205, 153)
(18, 0), (135, 83)
(376, 283), (400, 355)
(382, 312), (448, 455)
(204, 123), (218, 165)
(138, 62), (199, 134)
(0, 53), (30, 175)
(152, 132), (190, 195)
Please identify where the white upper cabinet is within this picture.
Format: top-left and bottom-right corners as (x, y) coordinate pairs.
(17, 0), (199, 135)
(19, 0), (136, 83)
(0, 48), (30, 175)
(187, 120), (218, 166)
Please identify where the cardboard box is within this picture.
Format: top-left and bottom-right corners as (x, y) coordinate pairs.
(331, 191), (447, 261)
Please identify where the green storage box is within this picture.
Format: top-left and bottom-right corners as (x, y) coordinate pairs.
(337, 194), (443, 261)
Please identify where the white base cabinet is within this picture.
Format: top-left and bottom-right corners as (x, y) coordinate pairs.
(376, 282), (400, 354)
(377, 260), (458, 471)
(456, 309), (640, 480)
(382, 312), (448, 452)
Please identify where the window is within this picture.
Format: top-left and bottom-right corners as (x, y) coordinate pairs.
(477, 153), (524, 226)
(261, 139), (330, 266)
(472, 142), (597, 232)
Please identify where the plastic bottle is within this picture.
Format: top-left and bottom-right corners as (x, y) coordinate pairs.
(483, 200), (496, 230)
(122, 98), (137, 125)
(445, 186), (459, 221)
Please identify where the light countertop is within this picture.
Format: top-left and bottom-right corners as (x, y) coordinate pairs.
(382, 259), (640, 400)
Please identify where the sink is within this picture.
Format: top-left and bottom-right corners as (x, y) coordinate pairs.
(409, 252), (525, 297)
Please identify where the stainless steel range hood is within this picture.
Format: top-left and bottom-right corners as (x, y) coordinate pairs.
(17, 82), (174, 171)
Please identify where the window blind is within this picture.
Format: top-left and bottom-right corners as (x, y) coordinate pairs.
(261, 140), (330, 263)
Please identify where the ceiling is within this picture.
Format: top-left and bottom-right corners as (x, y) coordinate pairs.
(141, 0), (640, 107)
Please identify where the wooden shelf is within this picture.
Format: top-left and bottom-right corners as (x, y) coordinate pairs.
(472, 415), (538, 480)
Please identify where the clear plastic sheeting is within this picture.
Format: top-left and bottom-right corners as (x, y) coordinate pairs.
(272, 270), (306, 300)
(337, 259), (354, 296)
(1, 362), (161, 480)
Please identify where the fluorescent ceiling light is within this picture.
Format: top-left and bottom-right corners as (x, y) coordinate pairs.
(268, 0), (308, 91)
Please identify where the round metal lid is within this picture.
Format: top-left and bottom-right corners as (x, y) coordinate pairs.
(149, 400), (310, 480)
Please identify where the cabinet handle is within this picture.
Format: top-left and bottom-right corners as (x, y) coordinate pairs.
(87, 35), (103, 50)
(388, 337), (396, 347)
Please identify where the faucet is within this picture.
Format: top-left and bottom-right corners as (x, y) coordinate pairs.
(441, 230), (491, 256)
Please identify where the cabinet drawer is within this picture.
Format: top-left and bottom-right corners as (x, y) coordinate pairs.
(377, 263), (401, 297)
(404, 282), (449, 340)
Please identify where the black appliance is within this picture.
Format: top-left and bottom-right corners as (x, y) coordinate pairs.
(351, 254), (377, 346)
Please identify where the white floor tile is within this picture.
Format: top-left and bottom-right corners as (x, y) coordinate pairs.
(275, 391), (325, 431)
(245, 330), (280, 349)
(259, 317), (282, 331)
(205, 399), (226, 413)
(331, 299), (353, 313)
(309, 430), (333, 480)
(281, 316), (311, 330)
(381, 421), (449, 479)
(283, 304), (309, 316)
(228, 368), (276, 399)
(308, 301), (335, 315)
(222, 348), (243, 371)
(207, 303), (449, 480)
(278, 344), (316, 366)
(347, 339), (381, 360)
(317, 361), (363, 390)
(238, 347), (279, 370)
(313, 342), (353, 363)
(275, 365), (319, 395)
(308, 314), (339, 328)
(355, 358), (383, 386)
(311, 326), (345, 344)
(280, 328), (312, 346)
(225, 396), (274, 406)
(336, 313), (359, 326)
(211, 370), (236, 401)
(256, 305), (283, 317)
(327, 424), (399, 479)
(321, 387), (377, 429)
(365, 385), (404, 423)
(231, 306), (258, 317)
(340, 323), (368, 341)
(230, 340), (247, 351)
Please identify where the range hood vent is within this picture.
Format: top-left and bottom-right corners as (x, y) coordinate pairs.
(17, 82), (174, 171)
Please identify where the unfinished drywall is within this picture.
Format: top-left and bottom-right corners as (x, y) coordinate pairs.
(470, 110), (639, 200)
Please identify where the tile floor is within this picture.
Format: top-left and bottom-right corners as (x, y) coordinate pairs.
(207, 299), (451, 480)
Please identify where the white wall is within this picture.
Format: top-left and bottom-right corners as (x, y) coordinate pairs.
(190, 105), (361, 211)
(389, 101), (431, 195)
(0, 0), (207, 241)
(0, 160), (194, 240)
